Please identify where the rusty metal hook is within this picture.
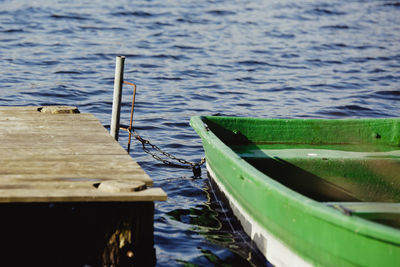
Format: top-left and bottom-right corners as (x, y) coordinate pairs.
(119, 81), (137, 153)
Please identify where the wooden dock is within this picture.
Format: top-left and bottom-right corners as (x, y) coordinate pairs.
(0, 106), (166, 202)
(0, 106), (166, 266)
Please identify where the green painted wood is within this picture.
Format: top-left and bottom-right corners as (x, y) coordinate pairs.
(324, 202), (400, 214)
(232, 146), (400, 202)
(325, 202), (400, 229)
(190, 116), (400, 267)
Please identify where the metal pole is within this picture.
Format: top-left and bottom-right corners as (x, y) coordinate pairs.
(110, 56), (125, 141)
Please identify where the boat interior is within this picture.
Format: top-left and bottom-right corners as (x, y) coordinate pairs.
(203, 116), (400, 229)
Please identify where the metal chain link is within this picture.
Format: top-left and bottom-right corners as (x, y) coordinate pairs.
(116, 81), (204, 176)
(130, 130), (205, 173)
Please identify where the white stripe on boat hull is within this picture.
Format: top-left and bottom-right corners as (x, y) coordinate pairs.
(207, 163), (312, 267)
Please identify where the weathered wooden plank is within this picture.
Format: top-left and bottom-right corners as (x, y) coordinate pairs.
(0, 130), (113, 139)
(0, 187), (167, 203)
(0, 112), (99, 121)
(0, 156), (152, 185)
(0, 106), (166, 202)
(0, 134), (117, 145)
(0, 145), (127, 156)
(0, 173), (152, 185)
(0, 165), (149, 179)
(0, 154), (140, 163)
(0, 160), (148, 174)
(0, 120), (120, 145)
(0, 120), (108, 132)
(0, 154), (134, 162)
(0, 131), (115, 142)
(0, 142), (126, 150)
(0, 181), (123, 190)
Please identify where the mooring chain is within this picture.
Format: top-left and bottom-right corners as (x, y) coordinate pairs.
(118, 80), (205, 177)
(130, 130), (205, 176)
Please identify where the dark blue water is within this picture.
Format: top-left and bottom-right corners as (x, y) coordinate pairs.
(1, 0), (400, 265)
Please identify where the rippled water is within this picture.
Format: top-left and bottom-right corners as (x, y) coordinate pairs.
(1, 0), (399, 265)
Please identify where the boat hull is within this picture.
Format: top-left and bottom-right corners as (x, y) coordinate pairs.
(191, 116), (400, 267)
(207, 163), (312, 267)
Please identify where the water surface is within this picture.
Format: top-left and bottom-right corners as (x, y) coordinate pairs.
(0, 0), (399, 265)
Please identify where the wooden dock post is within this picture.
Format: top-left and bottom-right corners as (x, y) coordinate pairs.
(0, 106), (166, 266)
(110, 56), (125, 141)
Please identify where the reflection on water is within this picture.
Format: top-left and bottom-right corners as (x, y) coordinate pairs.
(167, 178), (269, 267)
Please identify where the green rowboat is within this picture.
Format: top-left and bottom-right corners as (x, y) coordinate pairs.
(190, 116), (400, 267)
